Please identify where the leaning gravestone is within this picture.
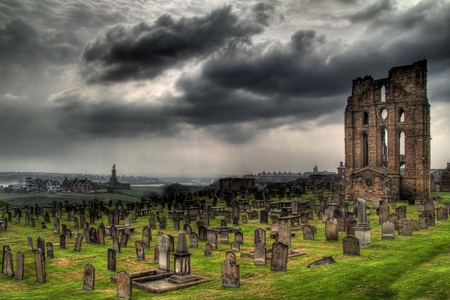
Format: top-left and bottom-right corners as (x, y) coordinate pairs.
(2, 245), (14, 277)
(278, 223), (292, 253)
(221, 259), (240, 288)
(83, 263), (95, 291)
(74, 234), (83, 252)
(342, 235), (360, 256)
(270, 242), (289, 272)
(34, 248), (46, 283)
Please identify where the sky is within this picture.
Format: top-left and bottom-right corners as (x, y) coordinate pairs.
(0, 0), (449, 176)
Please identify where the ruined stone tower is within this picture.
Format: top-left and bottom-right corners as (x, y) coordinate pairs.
(345, 60), (430, 203)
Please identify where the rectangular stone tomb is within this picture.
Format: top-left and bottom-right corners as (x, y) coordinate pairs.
(110, 269), (210, 294)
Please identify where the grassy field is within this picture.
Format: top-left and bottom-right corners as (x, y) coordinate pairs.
(0, 188), (449, 300)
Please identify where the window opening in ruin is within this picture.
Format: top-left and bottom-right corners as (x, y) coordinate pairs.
(381, 85), (386, 102)
(363, 133), (369, 167)
(399, 131), (406, 171)
(381, 128), (388, 167)
(399, 109), (405, 122)
(381, 108), (388, 120)
(363, 112), (369, 125)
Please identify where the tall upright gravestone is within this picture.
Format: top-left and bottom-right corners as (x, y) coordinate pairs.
(354, 198), (372, 247)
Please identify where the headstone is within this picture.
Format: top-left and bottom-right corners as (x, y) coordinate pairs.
(220, 232), (229, 243)
(231, 241), (240, 252)
(83, 263), (95, 291)
(120, 232), (129, 248)
(158, 235), (170, 271)
(189, 232), (198, 248)
(346, 219), (358, 236)
(381, 220), (395, 239)
(342, 235), (360, 256)
(2, 245), (13, 277)
(221, 259), (240, 288)
(16, 251), (24, 280)
(135, 241), (145, 261)
(34, 248), (46, 283)
(117, 270), (132, 299)
(107, 248), (116, 271)
(379, 203), (390, 224)
(60, 234), (66, 249)
(254, 244), (266, 266)
(302, 224), (315, 240)
(204, 243), (213, 257)
(207, 231), (217, 249)
(27, 235), (34, 252)
(254, 228), (266, 246)
(260, 211), (268, 224)
(74, 234), (83, 252)
(270, 242), (289, 272)
(235, 231), (244, 244)
(277, 223), (292, 253)
(436, 207), (447, 220)
(398, 219), (412, 236)
(325, 218), (338, 241)
(46, 242), (54, 259)
(396, 206), (407, 219)
(142, 226), (151, 248)
(198, 226), (207, 241)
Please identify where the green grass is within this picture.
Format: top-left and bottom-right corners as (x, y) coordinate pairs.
(1, 189), (450, 299)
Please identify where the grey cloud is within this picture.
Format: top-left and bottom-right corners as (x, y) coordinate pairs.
(81, 5), (269, 83)
(349, 0), (394, 23)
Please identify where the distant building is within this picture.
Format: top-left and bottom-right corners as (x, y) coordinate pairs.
(219, 178), (255, 193)
(243, 166), (337, 183)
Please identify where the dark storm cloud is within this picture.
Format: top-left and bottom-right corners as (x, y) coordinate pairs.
(349, 0), (394, 23)
(81, 5), (274, 83)
(52, 0), (450, 145)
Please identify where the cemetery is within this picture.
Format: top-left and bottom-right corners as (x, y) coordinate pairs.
(1, 187), (450, 299)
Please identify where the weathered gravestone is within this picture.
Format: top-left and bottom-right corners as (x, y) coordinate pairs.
(398, 219), (412, 236)
(379, 203), (390, 224)
(34, 248), (46, 283)
(27, 235), (33, 252)
(120, 232), (129, 248)
(231, 241), (240, 252)
(83, 263), (95, 291)
(235, 231), (244, 244)
(107, 248), (116, 271)
(158, 235), (170, 271)
(2, 245), (14, 277)
(198, 226), (207, 241)
(60, 234), (66, 249)
(74, 234), (83, 252)
(204, 243), (213, 257)
(396, 206), (407, 219)
(381, 220), (395, 239)
(307, 256), (336, 268)
(254, 228), (266, 246)
(270, 242), (289, 272)
(254, 244), (266, 266)
(190, 232), (198, 248)
(325, 218), (339, 241)
(46, 242), (54, 259)
(221, 259), (240, 288)
(342, 235), (360, 256)
(142, 226), (151, 248)
(135, 241), (145, 261)
(117, 270), (132, 299)
(278, 223), (292, 253)
(302, 225), (315, 240)
(220, 232), (229, 243)
(16, 251), (24, 280)
(436, 207), (448, 220)
(226, 250), (236, 263)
